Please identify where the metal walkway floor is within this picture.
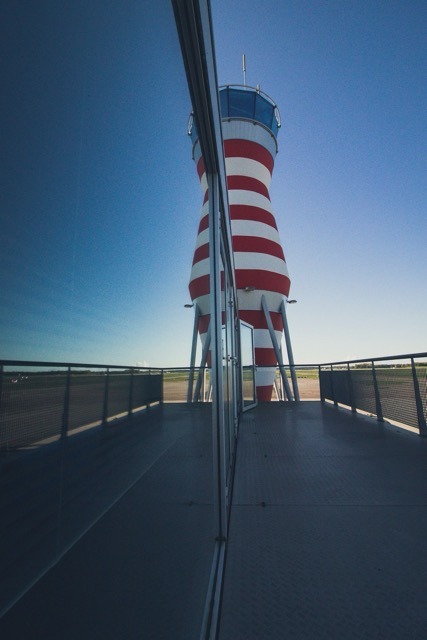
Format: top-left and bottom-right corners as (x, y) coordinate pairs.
(1, 402), (426, 639)
(218, 402), (427, 639)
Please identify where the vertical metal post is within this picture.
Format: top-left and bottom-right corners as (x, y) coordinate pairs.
(410, 358), (427, 436)
(331, 365), (337, 405)
(128, 368), (134, 416)
(371, 361), (383, 421)
(261, 295), (293, 401)
(347, 362), (356, 412)
(280, 301), (300, 401)
(319, 365), (324, 402)
(208, 172), (228, 542)
(61, 366), (71, 440)
(187, 303), (200, 402)
(102, 367), (110, 425)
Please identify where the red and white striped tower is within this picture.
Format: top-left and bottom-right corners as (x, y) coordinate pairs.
(189, 85), (295, 401)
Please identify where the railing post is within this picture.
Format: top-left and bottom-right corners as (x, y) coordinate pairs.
(330, 365), (337, 405)
(410, 358), (427, 436)
(61, 366), (71, 439)
(319, 365), (325, 402)
(347, 363), (356, 412)
(102, 368), (110, 424)
(128, 368), (134, 416)
(371, 361), (383, 421)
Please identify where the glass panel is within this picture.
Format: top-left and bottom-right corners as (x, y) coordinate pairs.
(0, 1), (215, 634)
(254, 93), (275, 132)
(228, 88), (256, 119)
(241, 322), (256, 408)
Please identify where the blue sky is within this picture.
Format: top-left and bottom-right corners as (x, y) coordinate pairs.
(1, 0), (426, 367)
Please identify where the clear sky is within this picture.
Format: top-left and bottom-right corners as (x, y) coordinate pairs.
(1, 1), (426, 367)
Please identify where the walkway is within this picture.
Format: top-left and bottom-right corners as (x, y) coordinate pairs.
(219, 402), (427, 639)
(0, 402), (426, 638)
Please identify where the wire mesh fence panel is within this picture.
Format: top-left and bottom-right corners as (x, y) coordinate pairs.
(107, 373), (132, 418)
(319, 369), (333, 401)
(415, 364), (427, 423)
(375, 366), (419, 429)
(349, 368), (377, 415)
(147, 372), (162, 403)
(0, 369), (67, 449)
(132, 372), (155, 409)
(68, 371), (106, 430)
(331, 369), (351, 406)
(163, 370), (191, 402)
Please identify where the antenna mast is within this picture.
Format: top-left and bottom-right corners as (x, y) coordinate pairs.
(242, 53), (246, 87)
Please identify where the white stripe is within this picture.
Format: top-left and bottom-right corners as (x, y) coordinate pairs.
(234, 252), (289, 276)
(231, 220), (282, 243)
(253, 328), (282, 349)
(199, 173), (208, 195)
(191, 294), (210, 315)
(228, 190), (273, 214)
(190, 257), (210, 279)
(222, 120), (277, 159)
(195, 228), (209, 248)
(225, 157), (272, 189)
(237, 290), (286, 312)
(256, 368), (276, 387)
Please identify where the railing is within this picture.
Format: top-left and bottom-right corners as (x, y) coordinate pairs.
(0, 360), (163, 451)
(319, 353), (427, 436)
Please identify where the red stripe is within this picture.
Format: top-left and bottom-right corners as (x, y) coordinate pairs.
(197, 156), (205, 180)
(239, 310), (283, 331)
(203, 190), (209, 205)
(193, 243), (209, 264)
(235, 270), (290, 296)
(198, 215), (209, 234)
(230, 205), (277, 229)
(189, 274), (210, 299)
(232, 236), (285, 260)
(227, 175), (269, 198)
(255, 348), (278, 366)
(224, 139), (274, 173)
(257, 385), (273, 402)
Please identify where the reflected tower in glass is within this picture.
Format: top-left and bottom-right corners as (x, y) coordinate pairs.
(189, 85), (295, 401)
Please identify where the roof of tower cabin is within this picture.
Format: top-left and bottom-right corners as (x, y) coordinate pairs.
(189, 85), (280, 145)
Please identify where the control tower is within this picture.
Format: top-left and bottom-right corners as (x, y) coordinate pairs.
(189, 84), (298, 401)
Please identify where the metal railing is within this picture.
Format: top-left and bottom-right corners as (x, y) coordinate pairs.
(0, 360), (163, 450)
(318, 352), (427, 436)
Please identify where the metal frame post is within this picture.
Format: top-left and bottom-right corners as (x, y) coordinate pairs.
(208, 172), (228, 542)
(261, 295), (293, 401)
(330, 365), (337, 405)
(319, 365), (325, 402)
(371, 361), (384, 421)
(280, 300), (300, 401)
(410, 358), (427, 436)
(347, 362), (356, 412)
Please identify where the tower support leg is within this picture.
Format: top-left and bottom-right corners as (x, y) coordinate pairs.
(187, 304), (201, 402)
(280, 300), (300, 401)
(261, 295), (293, 401)
(193, 323), (211, 402)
